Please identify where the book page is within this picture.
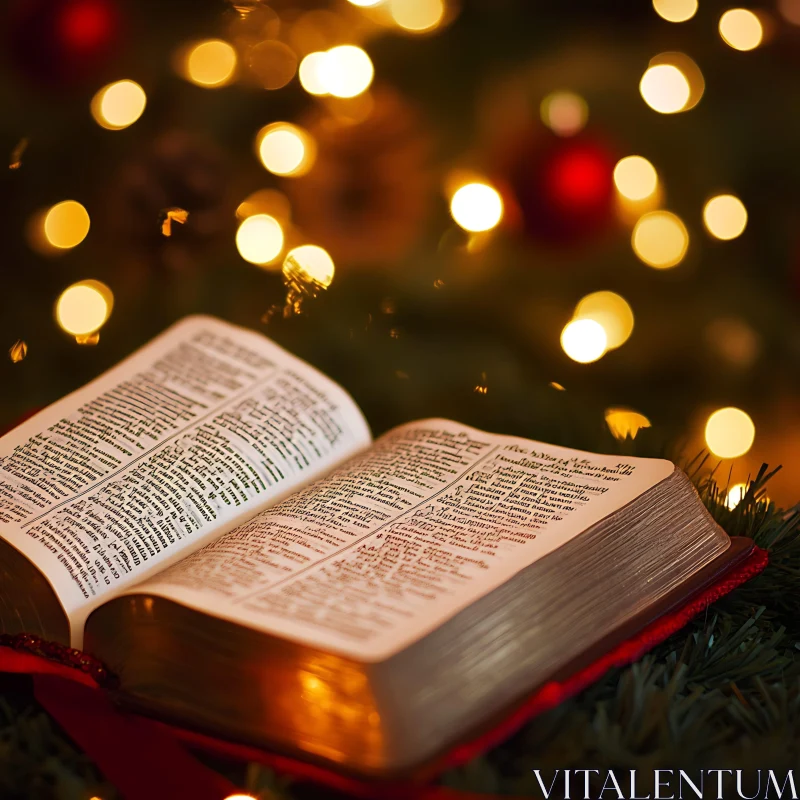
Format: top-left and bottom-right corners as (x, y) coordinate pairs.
(136, 419), (675, 662)
(0, 316), (370, 646)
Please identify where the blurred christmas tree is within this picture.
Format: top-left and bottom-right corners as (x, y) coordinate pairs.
(2, 0), (800, 504)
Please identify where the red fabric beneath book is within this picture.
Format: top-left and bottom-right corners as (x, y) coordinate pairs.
(0, 545), (768, 800)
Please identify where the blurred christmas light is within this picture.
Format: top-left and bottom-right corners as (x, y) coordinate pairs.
(605, 408), (652, 440)
(613, 156), (658, 201)
(632, 210), (688, 268)
(91, 80), (146, 130)
(724, 482), (748, 509)
(324, 45), (374, 98)
(184, 40), (237, 88)
(284, 245), (335, 288)
(560, 319), (607, 364)
(256, 123), (315, 177)
(778, 0), (800, 24)
(348, 0), (383, 5)
(704, 316), (760, 369)
(704, 407), (755, 458)
(574, 291), (634, 350)
(282, 245), (336, 314)
(299, 52), (330, 95)
(652, 0), (698, 22)
(639, 64), (690, 114)
(43, 200), (90, 249)
(236, 214), (284, 265)
(540, 92), (588, 137)
(390, 0), (446, 32)
(719, 9), (763, 50)
(450, 183), (503, 232)
(649, 52), (704, 112)
(247, 41), (298, 90)
(56, 280), (113, 336)
(236, 189), (291, 222)
(703, 194), (748, 240)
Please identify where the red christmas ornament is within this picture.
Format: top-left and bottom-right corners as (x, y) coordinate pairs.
(509, 134), (617, 245)
(5, 0), (122, 88)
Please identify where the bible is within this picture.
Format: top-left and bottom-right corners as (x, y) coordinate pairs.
(0, 315), (757, 778)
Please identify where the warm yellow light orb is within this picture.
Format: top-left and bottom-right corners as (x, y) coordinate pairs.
(348, 0), (383, 6)
(725, 482), (749, 509)
(605, 408), (652, 440)
(560, 319), (607, 364)
(779, 0), (800, 24)
(43, 201), (91, 249)
(613, 156), (658, 201)
(256, 123), (315, 177)
(185, 40), (237, 88)
(639, 64), (691, 114)
(283, 245), (335, 288)
(450, 183), (503, 233)
(574, 291), (634, 350)
(236, 214), (284, 265)
(298, 52), (330, 96)
(703, 194), (748, 240)
(540, 92), (588, 137)
(324, 45), (374, 98)
(91, 80), (147, 130)
(56, 281), (113, 335)
(719, 9), (763, 51)
(632, 211), (689, 269)
(653, 0), (698, 22)
(389, 0), (446, 32)
(704, 407), (755, 459)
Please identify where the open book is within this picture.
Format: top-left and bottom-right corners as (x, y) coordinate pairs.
(0, 316), (750, 777)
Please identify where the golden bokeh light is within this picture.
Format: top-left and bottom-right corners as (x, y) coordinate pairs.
(574, 291), (634, 350)
(389, 0), (446, 32)
(298, 52), (330, 95)
(324, 45), (374, 98)
(223, 795), (258, 800)
(702, 194), (748, 240)
(247, 40), (298, 90)
(779, 0), (800, 24)
(560, 319), (607, 364)
(704, 316), (760, 369)
(704, 407), (756, 459)
(56, 281), (113, 336)
(650, 53), (704, 112)
(43, 201), (91, 250)
(605, 408), (652, 440)
(639, 64), (690, 114)
(283, 245), (335, 288)
(236, 189), (291, 223)
(450, 183), (504, 233)
(91, 80), (147, 130)
(256, 123), (315, 177)
(348, 0), (383, 5)
(652, 0), (698, 22)
(236, 214), (284, 265)
(719, 9), (763, 51)
(185, 40), (237, 88)
(613, 156), (658, 202)
(632, 210), (689, 269)
(540, 92), (588, 137)
(725, 482), (749, 509)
